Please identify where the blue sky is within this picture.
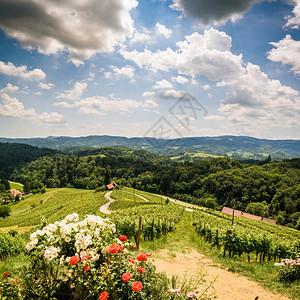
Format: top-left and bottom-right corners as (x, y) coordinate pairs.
(0, 0), (299, 139)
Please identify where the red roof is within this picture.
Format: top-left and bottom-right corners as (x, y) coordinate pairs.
(221, 207), (242, 217)
(241, 212), (262, 221)
(8, 189), (22, 197)
(262, 217), (276, 224)
(106, 181), (118, 190)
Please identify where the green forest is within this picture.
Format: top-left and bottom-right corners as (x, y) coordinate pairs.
(1, 143), (300, 228)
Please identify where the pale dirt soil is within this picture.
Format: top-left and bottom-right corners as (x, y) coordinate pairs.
(152, 249), (290, 300)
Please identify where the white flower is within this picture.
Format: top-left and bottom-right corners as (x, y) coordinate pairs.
(65, 236), (71, 243)
(44, 246), (60, 261)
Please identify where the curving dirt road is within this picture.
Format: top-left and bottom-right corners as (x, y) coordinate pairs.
(100, 191), (115, 214)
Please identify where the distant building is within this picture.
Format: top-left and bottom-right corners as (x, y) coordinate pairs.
(106, 181), (118, 190)
(262, 217), (276, 224)
(221, 206), (277, 223)
(221, 207), (242, 217)
(241, 212), (262, 221)
(7, 188), (22, 198)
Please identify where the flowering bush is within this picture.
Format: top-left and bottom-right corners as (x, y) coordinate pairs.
(275, 256), (300, 282)
(0, 213), (214, 299)
(0, 273), (22, 299)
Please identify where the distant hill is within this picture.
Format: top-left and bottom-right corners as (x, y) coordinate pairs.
(0, 135), (299, 160)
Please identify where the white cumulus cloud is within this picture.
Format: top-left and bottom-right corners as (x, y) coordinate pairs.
(57, 82), (87, 101)
(156, 23), (172, 39)
(218, 63), (300, 133)
(0, 93), (64, 124)
(39, 82), (55, 90)
(268, 35), (300, 76)
(0, 0), (138, 65)
(285, 0), (300, 29)
(152, 79), (173, 89)
(110, 65), (135, 79)
(172, 75), (189, 84)
(0, 83), (19, 94)
(55, 95), (143, 115)
(0, 61), (46, 81)
(121, 28), (244, 81)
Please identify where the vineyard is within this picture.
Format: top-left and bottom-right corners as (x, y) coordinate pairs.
(0, 232), (24, 261)
(0, 187), (299, 299)
(193, 209), (299, 262)
(109, 188), (185, 245)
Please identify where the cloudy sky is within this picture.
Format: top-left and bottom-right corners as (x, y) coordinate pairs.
(0, 0), (299, 139)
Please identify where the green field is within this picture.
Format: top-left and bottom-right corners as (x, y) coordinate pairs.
(9, 181), (24, 192)
(0, 188), (107, 232)
(170, 152), (221, 161)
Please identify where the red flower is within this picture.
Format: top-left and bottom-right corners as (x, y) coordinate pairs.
(146, 253), (152, 257)
(3, 272), (10, 278)
(108, 243), (124, 254)
(70, 255), (80, 265)
(119, 235), (128, 242)
(137, 267), (145, 273)
(84, 265), (89, 271)
(128, 258), (136, 264)
(132, 281), (143, 291)
(81, 255), (91, 261)
(99, 291), (109, 300)
(122, 272), (132, 282)
(136, 253), (147, 261)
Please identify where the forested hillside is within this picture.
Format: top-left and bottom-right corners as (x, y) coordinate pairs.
(2, 144), (299, 228)
(0, 143), (57, 178)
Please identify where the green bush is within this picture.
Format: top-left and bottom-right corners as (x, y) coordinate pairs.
(0, 214), (213, 299)
(275, 257), (300, 282)
(0, 232), (24, 261)
(0, 205), (11, 218)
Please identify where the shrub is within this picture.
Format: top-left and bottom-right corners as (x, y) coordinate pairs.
(0, 214), (214, 299)
(0, 232), (24, 261)
(275, 256), (300, 282)
(0, 205), (11, 218)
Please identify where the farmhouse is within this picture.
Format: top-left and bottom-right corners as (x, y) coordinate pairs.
(221, 206), (277, 224)
(7, 188), (22, 198)
(106, 181), (118, 190)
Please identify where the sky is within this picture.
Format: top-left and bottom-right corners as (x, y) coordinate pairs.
(0, 0), (299, 140)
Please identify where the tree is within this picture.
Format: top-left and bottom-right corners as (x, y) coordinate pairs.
(23, 182), (31, 193)
(246, 202), (268, 217)
(0, 205), (11, 218)
(104, 165), (112, 186)
(0, 179), (10, 191)
(205, 197), (217, 209)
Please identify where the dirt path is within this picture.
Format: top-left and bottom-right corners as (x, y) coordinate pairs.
(125, 191), (149, 202)
(100, 191), (115, 214)
(153, 249), (290, 300)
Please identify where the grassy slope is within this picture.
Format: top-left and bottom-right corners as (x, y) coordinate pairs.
(0, 188), (107, 231)
(0, 187), (299, 298)
(9, 181), (24, 192)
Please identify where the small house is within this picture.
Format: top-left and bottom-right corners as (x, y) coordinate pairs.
(106, 181), (118, 190)
(7, 188), (22, 198)
(221, 207), (242, 217)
